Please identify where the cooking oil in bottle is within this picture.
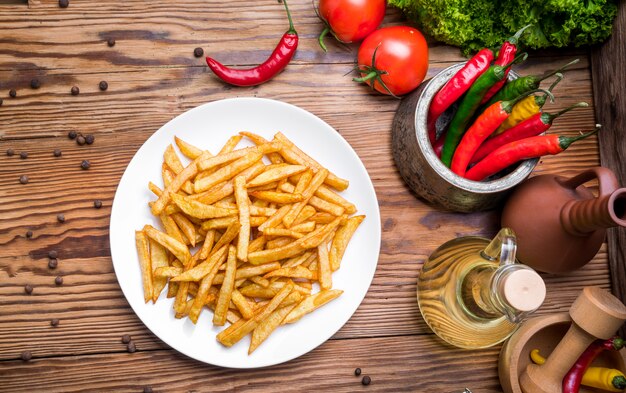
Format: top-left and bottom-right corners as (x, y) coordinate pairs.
(417, 228), (546, 349)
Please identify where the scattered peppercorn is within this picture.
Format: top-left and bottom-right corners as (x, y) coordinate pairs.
(76, 135), (86, 146)
(51, 318), (60, 327)
(6, 149), (13, 156)
(99, 81), (108, 91)
(55, 276), (63, 286)
(21, 351), (32, 361)
(19, 175), (29, 184)
(48, 250), (58, 259)
(355, 368), (362, 376)
(81, 160), (90, 170)
(9, 89), (17, 98)
(143, 387), (153, 393)
(57, 214), (65, 223)
(94, 200), (102, 209)
(24, 284), (33, 294)
(107, 38), (116, 47)
(48, 259), (58, 269)
(59, 0), (69, 8)
(362, 376), (371, 386)
(121, 334), (131, 344)
(26, 230), (33, 238)
(71, 86), (80, 96)
(20, 152), (28, 159)
(127, 341), (136, 353)
(53, 149), (62, 157)
(85, 134), (95, 145)
(30, 79), (41, 89)
(194, 47), (204, 58)
(68, 130), (77, 139)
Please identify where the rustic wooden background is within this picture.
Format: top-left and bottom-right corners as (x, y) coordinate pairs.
(0, 0), (622, 392)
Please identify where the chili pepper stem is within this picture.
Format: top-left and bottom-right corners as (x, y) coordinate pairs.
(508, 24), (533, 45)
(502, 88), (554, 112)
(546, 102), (589, 122)
(539, 58), (580, 83)
(318, 26), (330, 52)
(280, 0), (296, 34)
(560, 125), (601, 149)
(615, 376), (626, 389)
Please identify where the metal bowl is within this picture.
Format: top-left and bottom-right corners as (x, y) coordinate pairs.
(391, 63), (538, 212)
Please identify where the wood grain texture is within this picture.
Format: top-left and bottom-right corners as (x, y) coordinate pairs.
(591, 0), (626, 338)
(0, 0), (613, 391)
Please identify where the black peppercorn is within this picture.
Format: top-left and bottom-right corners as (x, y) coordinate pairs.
(26, 230), (33, 238)
(59, 0), (69, 8)
(81, 160), (90, 170)
(71, 86), (80, 96)
(30, 79), (41, 89)
(55, 276), (63, 286)
(6, 149), (13, 156)
(24, 284), (33, 294)
(94, 200), (103, 209)
(48, 259), (58, 269)
(68, 130), (77, 139)
(48, 250), (58, 259)
(9, 89), (17, 98)
(53, 149), (62, 157)
(57, 214), (65, 223)
(362, 376), (371, 386)
(127, 341), (136, 353)
(20, 152), (28, 159)
(21, 351), (32, 361)
(76, 135), (86, 146)
(85, 134), (95, 145)
(355, 368), (362, 376)
(194, 47), (204, 58)
(121, 334), (131, 344)
(107, 38), (116, 47)
(51, 318), (60, 327)
(19, 175), (29, 184)
(99, 81), (108, 91)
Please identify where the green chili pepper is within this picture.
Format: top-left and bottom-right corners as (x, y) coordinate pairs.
(484, 59), (579, 108)
(441, 52), (528, 167)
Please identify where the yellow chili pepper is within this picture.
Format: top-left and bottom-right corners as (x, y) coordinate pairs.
(531, 349), (626, 392)
(493, 73), (564, 135)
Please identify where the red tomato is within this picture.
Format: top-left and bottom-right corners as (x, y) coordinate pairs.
(355, 26), (429, 96)
(318, 0), (386, 50)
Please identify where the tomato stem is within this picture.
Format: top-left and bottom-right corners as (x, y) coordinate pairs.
(318, 26), (330, 52)
(352, 71), (378, 83)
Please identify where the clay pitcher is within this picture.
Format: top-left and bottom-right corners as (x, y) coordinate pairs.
(501, 167), (626, 273)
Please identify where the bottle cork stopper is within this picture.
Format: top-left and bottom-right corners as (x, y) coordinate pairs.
(502, 269), (546, 311)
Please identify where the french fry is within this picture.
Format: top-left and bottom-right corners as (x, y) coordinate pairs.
(175, 136), (205, 160)
(234, 176), (250, 262)
(218, 135), (243, 154)
(282, 251), (314, 268)
(167, 281), (179, 298)
(292, 205), (317, 226)
(265, 237), (294, 249)
(250, 216), (267, 227)
(195, 150), (265, 193)
(171, 213), (197, 247)
(249, 275), (270, 288)
(249, 190), (303, 204)
(217, 282), (293, 347)
(282, 168), (328, 227)
(248, 205), (277, 217)
(212, 262), (281, 284)
(188, 250), (226, 324)
(293, 170), (312, 195)
(210, 221), (240, 255)
(201, 216), (237, 231)
(309, 212), (339, 224)
(151, 151), (212, 215)
(279, 181), (344, 216)
(149, 181), (163, 197)
(247, 165), (307, 188)
(213, 245), (237, 326)
(316, 185), (357, 214)
(171, 193), (237, 219)
(170, 245), (228, 282)
(154, 266), (183, 278)
(149, 238), (169, 301)
(283, 289), (343, 324)
(248, 235), (267, 253)
(249, 304), (296, 354)
(248, 216), (342, 264)
(262, 227), (304, 239)
(258, 205), (291, 231)
(144, 225), (191, 265)
(231, 289), (255, 319)
(198, 230), (216, 260)
(193, 162), (265, 205)
(135, 231), (153, 303)
(159, 213), (185, 244)
(239, 131), (284, 164)
(275, 132), (349, 191)
(317, 243), (332, 290)
(263, 265), (317, 280)
(330, 215), (365, 271)
(164, 144), (185, 173)
(291, 221), (316, 233)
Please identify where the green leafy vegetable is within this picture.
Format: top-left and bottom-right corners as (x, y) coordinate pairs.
(389, 0), (619, 55)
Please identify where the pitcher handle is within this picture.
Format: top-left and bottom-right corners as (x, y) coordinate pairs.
(481, 227), (517, 266)
(559, 166), (619, 197)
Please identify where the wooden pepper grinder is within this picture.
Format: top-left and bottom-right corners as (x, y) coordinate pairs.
(520, 287), (626, 393)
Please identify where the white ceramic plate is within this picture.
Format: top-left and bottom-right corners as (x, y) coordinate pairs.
(110, 97), (381, 368)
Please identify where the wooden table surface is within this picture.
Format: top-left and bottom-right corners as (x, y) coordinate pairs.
(0, 1), (619, 392)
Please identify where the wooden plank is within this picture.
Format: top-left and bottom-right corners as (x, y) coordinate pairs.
(591, 0), (626, 337)
(0, 335), (503, 392)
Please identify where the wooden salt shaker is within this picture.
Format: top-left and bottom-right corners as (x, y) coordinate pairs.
(520, 287), (626, 393)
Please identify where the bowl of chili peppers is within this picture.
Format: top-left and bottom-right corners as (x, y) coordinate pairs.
(391, 61), (537, 212)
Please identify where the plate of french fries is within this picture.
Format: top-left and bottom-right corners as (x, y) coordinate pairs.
(110, 97), (381, 368)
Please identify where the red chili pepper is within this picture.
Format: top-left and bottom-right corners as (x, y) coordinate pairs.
(450, 88), (550, 177)
(465, 127), (599, 181)
(469, 102), (588, 165)
(563, 336), (625, 393)
(427, 48), (494, 144)
(480, 25), (532, 105)
(206, 0), (298, 87)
